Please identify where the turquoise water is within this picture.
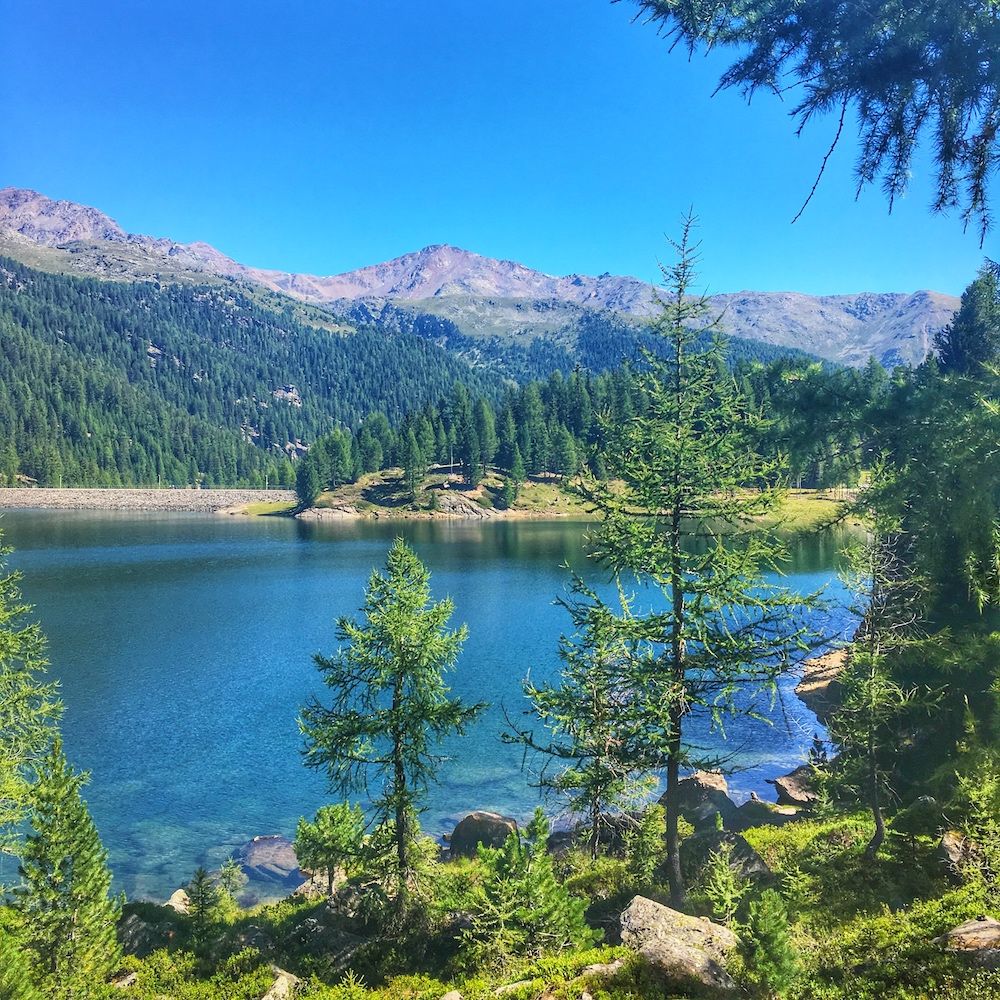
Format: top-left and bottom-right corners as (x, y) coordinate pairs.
(0, 511), (857, 900)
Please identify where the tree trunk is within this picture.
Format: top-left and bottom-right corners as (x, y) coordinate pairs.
(666, 495), (687, 908)
(865, 737), (885, 859)
(392, 675), (409, 906)
(590, 800), (601, 860)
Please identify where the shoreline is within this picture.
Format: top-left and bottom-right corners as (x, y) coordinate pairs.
(0, 487), (297, 514)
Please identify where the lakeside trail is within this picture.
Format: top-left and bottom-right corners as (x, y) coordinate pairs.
(0, 487), (297, 513)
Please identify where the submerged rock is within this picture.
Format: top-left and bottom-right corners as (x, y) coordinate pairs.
(449, 811), (518, 858)
(619, 895), (738, 993)
(237, 835), (302, 887)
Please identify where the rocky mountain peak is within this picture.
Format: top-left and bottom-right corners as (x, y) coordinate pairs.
(0, 187), (127, 246)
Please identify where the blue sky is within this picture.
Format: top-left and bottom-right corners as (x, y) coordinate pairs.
(2, 0), (993, 295)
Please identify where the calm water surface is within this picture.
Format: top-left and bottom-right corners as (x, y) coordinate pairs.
(1, 511), (857, 899)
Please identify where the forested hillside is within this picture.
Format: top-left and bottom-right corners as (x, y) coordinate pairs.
(0, 258), (502, 487)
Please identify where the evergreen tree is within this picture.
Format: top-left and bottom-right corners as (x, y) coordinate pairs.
(15, 740), (120, 999)
(935, 265), (1000, 375)
(187, 866), (221, 951)
(295, 802), (365, 895)
(295, 455), (322, 509)
(301, 539), (486, 905)
(507, 580), (654, 858)
(402, 428), (424, 502)
(0, 928), (42, 1000)
(0, 538), (60, 863)
(830, 502), (933, 858)
(742, 889), (799, 998)
(583, 218), (817, 905)
(475, 398), (498, 477)
(461, 809), (596, 970)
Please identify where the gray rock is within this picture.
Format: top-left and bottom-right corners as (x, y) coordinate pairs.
(118, 912), (172, 958)
(449, 811), (518, 858)
(110, 970), (138, 989)
(619, 895), (738, 993)
(261, 967), (300, 1000)
(660, 771), (738, 831)
(935, 917), (1000, 969)
(936, 830), (971, 882)
(164, 888), (190, 914)
(767, 765), (818, 807)
(681, 830), (772, 883)
(238, 835), (302, 887)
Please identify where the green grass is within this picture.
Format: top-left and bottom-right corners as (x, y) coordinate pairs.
(241, 500), (297, 516)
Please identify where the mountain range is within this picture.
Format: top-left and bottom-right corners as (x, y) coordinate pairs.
(0, 187), (960, 368)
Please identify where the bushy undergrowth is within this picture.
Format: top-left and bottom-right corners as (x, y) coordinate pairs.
(94, 811), (1000, 1000)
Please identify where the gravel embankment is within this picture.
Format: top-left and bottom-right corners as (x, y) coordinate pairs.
(0, 488), (296, 513)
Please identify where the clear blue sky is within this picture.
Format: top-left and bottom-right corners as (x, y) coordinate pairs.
(2, 0), (993, 295)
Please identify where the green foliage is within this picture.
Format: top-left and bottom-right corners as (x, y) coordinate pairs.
(0, 926), (42, 1000)
(461, 809), (598, 971)
(506, 579), (655, 857)
(623, 804), (665, 890)
(582, 217), (818, 904)
(0, 538), (60, 863)
(629, 1), (1000, 242)
(14, 739), (121, 999)
(700, 841), (751, 926)
(743, 889), (798, 998)
(296, 802), (366, 895)
(216, 857), (248, 901)
(301, 539), (486, 903)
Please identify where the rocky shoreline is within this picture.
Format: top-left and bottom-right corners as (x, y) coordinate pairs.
(0, 487), (296, 513)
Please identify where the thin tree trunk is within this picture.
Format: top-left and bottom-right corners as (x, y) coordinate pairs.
(865, 736), (885, 858)
(392, 675), (409, 906)
(666, 496), (687, 908)
(590, 800), (601, 860)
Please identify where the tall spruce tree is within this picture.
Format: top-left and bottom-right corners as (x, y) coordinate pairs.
(300, 538), (486, 905)
(15, 739), (120, 1000)
(583, 218), (817, 904)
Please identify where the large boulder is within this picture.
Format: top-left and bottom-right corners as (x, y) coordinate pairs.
(935, 917), (1000, 968)
(660, 771), (738, 831)
(767, 765), (817, 808)
(237, 835), (302, 887)
(680, 830), (772, 884)
(619, 895), (738, 994)
(449, 811), (518, 858)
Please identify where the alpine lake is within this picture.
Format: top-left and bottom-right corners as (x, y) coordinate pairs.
(0, 510), (860, 901)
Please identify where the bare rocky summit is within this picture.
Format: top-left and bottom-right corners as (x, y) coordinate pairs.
(0, 187), (960, 366)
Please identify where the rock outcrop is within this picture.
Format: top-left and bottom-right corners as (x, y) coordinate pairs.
(449, 811), (518, 858)
(727, 799), (799, 833)
(795, 650), (847, 724)
(660, 771), (738, 831)
(680, 830), (772, 883)
(619, 895), (738, 993)
(935, 917), (1000, 968)
(768, 764), (818, 808)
